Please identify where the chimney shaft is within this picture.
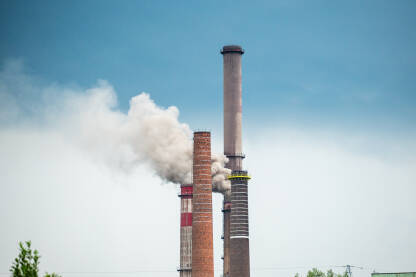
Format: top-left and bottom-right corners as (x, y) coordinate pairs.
(192, 131), (214, 277)
(229, 170), (250, 277)
(222, 45), (244, 171)
(178, 184), (193, 277)
(221, 45), (250, 277)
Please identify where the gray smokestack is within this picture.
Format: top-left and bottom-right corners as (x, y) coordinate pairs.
(222, 45), (244, 171)
(221, 45), (251, 277)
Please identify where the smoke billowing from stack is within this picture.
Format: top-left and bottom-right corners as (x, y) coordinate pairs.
(211, 154), (232, 196)
(192, 131), (214, 277)
(178, 184), (193, 277)
(221, 45), (251, 277)
(66, 90), (230, 189)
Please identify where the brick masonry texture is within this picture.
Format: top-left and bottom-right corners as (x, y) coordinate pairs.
(192, 132), (214, 277)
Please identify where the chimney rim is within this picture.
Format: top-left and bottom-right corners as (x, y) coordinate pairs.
(193, 130), (211, 135)
(221, 45), (244, 55)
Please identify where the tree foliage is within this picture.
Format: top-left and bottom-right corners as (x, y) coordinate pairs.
(10, 241), (61, 277)
(296, 268), (348, 277)
(44, 274), (61, 277)
(10, 241), (40, 277)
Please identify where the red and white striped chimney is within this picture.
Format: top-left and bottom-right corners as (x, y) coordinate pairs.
(178, 184), (193, 277)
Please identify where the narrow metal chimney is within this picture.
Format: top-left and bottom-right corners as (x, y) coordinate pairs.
(178, 184), (193, 277)
(221, 199), (231, 277)
(221, 45), (250, 277)
(192, 131), (214, 277)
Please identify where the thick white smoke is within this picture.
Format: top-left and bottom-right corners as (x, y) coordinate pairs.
(66, 86), (231, 188)
(53, 82), (193, 184)
(211, 153), (231, 196)
(60, 83), (232, 189)
(125, 93), (194, 184)
(0, 61), (231, 190)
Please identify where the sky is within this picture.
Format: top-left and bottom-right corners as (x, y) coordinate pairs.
(0, 1), (415, 277)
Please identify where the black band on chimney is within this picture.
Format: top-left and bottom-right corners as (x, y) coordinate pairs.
(221, 45), (244, 55)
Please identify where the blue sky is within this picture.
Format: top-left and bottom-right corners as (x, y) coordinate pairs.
(1, 0), (415, 133)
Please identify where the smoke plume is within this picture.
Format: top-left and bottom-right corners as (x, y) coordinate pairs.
(0, 61), (231, 191)
(126, 93), (193, 184)
(211, 154), (231, 196)
(69, 87), (231, 188)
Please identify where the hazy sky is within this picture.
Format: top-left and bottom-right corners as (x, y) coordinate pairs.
(1, 1), (415, 277)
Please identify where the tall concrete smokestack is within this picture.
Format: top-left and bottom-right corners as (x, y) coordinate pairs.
(221, 45), (251, 277)
(192, 131), (214, 277)
(178, 184), (193, 277)
(222, 45), (244, 171)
